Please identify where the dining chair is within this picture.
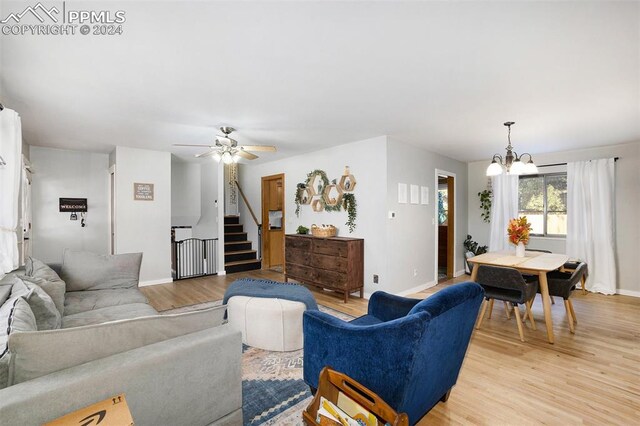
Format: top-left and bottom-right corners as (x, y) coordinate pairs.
(539, 262), (588, 333)
(475, 265), (538, 342)
(562, 260), (589, 294)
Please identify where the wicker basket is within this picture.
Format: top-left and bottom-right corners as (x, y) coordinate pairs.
(311, 224), (337, 238)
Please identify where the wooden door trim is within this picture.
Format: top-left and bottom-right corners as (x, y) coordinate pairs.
(446, 176), (455, 278)
(261, 173), (285, 269)
(434, 169), (457, 283)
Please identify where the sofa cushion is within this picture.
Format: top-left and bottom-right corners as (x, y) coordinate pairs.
(18, 274), (65, 317)
(63, 289), (149, 316)
(61, 303), (158, 328)
(0, 284), (11, 307)
(1, 296), (37, 389)
(61, 250), (143, 291)
(25, 257), (60, 282)
(8, 305), (227, 385)
(23, 258), (66, 316)
(11, 278), (61, 331)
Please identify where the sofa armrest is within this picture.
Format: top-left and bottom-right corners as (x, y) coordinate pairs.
(0, 326), (242, 426)
(368, 291), (422, 322)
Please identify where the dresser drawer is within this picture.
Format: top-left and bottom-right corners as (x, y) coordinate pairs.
(312, 239), (348, 257)
(285, 236), (311, 250)
(286, 247), (311, 265)
(310, 253), (348, 272)
(286, 263), (317, 282)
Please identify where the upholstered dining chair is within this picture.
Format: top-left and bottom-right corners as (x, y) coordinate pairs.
(539, 262), (588, 333)
(475, 265), (538, 342)
(562, 260), (589, 294)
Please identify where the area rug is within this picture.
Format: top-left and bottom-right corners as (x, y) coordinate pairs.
(161, 301), (354, 425)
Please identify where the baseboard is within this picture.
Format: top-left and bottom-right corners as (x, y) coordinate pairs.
(217, 270), (226, 276)
(397, 280), (437, 297)
(139, 277), (173, 287)
(454, 269), (466, 278)
(616, 289), (640, 298)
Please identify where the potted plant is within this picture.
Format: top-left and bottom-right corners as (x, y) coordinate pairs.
(463, 235), (488, 274)
(296, 225), (309, 235)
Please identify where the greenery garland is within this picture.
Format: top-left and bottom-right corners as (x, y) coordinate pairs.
(295, 168), (358, 233)
(342, 193), (357, 233)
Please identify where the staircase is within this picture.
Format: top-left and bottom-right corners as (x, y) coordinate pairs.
(224, 215), (261, 274)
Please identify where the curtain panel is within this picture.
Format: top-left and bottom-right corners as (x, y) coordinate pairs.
(489, 174), (519, 252)
(567, 158), (617, 294)
(0, 108), (22, 274)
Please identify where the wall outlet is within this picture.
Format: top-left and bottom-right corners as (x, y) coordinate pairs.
(373, 274), (379, 284)
(413, 268), (418, 277)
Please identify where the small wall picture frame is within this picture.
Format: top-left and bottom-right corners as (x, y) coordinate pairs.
(134, 183), (154, 201)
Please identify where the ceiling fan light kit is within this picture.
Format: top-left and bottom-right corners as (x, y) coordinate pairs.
(173, 126), (276, 163)
(486, 121), (538, 176)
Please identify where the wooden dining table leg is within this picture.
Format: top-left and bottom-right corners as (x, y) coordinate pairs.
(470, 263), (479, 282)
(539, 271), (555, 344)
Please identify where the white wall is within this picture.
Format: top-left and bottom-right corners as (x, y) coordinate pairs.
(239, 136), (389, 295)
(30, 147), (109, 263)
(171, 155), (201, 226)
(467, 141), (640, 294)
(193, 162), (219, 239)
(114, 146), (171, 284)
(386, 138), (469, 294)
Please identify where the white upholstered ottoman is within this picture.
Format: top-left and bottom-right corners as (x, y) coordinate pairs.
(226, 296), (306, 351)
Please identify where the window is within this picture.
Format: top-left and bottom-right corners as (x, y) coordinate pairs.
(518, 173), (567, 236)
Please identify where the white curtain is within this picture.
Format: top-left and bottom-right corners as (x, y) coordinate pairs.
(489, 174), (519, 252)
(0, 108), (23, 274)
(567, 158), (616, 294)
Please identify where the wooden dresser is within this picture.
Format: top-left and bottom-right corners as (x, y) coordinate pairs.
(284, 234), (364, 303)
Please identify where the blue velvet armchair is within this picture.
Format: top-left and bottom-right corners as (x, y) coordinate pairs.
(303, 282), (484, 424)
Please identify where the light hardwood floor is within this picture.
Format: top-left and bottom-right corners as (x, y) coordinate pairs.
(141, 271), (640, 425)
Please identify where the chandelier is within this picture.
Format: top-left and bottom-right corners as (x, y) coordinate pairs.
(486, 122), (537, 176)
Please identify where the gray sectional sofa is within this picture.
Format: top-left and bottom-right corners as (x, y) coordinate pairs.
(0, 250), (242, 426)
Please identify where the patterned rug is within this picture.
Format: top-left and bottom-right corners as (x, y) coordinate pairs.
(161, 301), (354, 425)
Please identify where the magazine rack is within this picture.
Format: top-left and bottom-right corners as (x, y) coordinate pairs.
(303, 367), (408, 426)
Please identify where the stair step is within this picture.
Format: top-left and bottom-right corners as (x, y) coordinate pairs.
(225, 258), (262, 274)
(224, 215), (240, 225)
(224, 241), (252, 252)
(225, 232), (248, 242)
(224, 224), (244, 233)
(225, 250), (257, 263)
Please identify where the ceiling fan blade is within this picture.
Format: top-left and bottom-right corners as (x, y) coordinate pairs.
(195, 151), (217, 158)
(239, 145), (277, 152)
(173, 144), (214, 147)
(236, 150), (258, 160)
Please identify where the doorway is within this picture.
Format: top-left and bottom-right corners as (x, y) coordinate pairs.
(261, 173), (285, 270)
(436, 172), (455, 282)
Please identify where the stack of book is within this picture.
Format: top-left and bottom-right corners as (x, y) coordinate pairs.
(316, 393), (384, 426)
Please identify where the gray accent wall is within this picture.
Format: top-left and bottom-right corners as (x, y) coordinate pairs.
(30, 146), (110, 263)
(386, 138), (469, 294)
(114, 146), (171, 284)
(238, 136), (389, 295)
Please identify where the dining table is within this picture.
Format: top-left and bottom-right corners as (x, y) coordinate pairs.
(468, 250), (569, 344)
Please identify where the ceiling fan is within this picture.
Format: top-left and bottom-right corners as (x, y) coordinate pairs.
(174, 126), (276, 164)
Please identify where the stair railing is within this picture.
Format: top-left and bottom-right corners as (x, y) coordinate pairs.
(234, 180), (262, 260)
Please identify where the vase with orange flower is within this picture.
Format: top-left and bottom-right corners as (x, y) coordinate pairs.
(507, 216), (532, 257)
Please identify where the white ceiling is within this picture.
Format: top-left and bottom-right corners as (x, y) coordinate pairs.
(1, 1), (639, 163)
